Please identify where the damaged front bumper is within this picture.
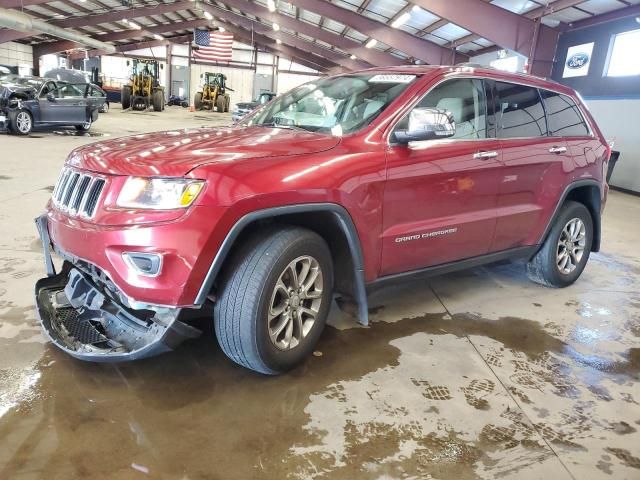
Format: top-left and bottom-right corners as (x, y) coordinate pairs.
(34, 216), (201, 362)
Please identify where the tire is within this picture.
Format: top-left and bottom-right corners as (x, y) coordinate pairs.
(216, 95), (225, 113)
(194, 92), (203, 110)
(152, 91), (163, 112)
(100, 102), (109, 113)
(121, 86), (131, 110)
(10, 109), (32, 135)
(75, 118), (92, 131)
(214, 227), (334, 375)
(526, 201), (593, 288)
(223, 95), (230, 112)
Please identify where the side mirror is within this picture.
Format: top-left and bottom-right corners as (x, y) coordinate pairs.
(46, 92), (55, 102)
(393, 107), (456, 144)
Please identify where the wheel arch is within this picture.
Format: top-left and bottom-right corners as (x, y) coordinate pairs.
(540, 179), (602, 252)
(194, 203), (369, 325)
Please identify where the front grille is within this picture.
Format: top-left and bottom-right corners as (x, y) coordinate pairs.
(51, 167), (106, 218)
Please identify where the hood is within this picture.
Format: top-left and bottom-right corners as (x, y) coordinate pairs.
(65, 126), (341, 177)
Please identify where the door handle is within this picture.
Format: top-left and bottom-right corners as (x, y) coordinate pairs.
(549, 146), (567, 154)
(473, 151), (498, 160)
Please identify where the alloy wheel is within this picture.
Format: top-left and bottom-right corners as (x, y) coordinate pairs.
(556, 217), (586, 274)
(268, 255), (323, 351)
(16, 112), (31, 133)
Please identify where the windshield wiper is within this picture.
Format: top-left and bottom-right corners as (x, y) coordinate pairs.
(258, 122), (309, 132)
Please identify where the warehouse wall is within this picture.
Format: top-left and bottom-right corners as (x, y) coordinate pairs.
(0, 42), (33, 75)
(552, 16), (640, 193)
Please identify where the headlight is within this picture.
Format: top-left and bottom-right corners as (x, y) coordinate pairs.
(116, 177), (205, 210)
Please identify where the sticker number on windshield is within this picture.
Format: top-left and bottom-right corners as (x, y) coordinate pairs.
(369, 74), (416, 83)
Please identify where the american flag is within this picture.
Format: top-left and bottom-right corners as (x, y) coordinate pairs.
(193, 29), (234, 62)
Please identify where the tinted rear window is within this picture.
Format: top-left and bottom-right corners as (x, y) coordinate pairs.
(495, 81), (547, 138)
(540, 90), (590, 137)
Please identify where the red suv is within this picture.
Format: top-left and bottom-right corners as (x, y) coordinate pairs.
(35, 66), (610, 374)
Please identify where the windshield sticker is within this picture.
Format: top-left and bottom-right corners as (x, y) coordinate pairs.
(369, 74), (416, 83)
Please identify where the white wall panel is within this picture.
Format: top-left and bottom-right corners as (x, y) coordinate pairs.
(587, 98), (640, 193)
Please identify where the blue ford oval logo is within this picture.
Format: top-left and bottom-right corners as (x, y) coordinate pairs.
(567, 53), (589, 69)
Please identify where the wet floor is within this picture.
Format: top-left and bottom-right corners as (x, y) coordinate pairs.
(0, 105), (639, 479)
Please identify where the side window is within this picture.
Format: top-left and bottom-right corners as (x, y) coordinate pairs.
(59, 84), (86, 97)
(409, 78), (487, 140)
(540, 90), (590, 137)
(39, 81), (56, 98)
(495, 82), (547, 138)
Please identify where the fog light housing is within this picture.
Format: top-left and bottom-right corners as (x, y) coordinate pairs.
(122, 252), (163, 277)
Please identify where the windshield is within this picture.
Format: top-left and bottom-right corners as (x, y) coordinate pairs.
(241, 73), (417, 135)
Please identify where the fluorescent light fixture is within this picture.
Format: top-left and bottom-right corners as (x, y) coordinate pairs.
(122, 19), (129, 24)
(276, 38), (282, 44)
(273, 22), (280, 31)
(365, 38), (377, 48)
(204, 11), (213, 20)
(350, 54), (356, 59)
(129, 22), (141, 30)
(267, 0), (276, 12)
(412, 5), (420, 12)
(153, 34), (164, 40)
(391, 12), (411, 28)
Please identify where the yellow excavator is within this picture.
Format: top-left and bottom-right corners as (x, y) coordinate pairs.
(121, 59), (165, 112)
(194, 72), (232, 112)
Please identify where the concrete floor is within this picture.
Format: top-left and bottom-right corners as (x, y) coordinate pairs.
(0, 105), (638, 480)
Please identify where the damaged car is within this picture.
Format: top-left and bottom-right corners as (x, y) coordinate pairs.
(0, 75), (105, 135)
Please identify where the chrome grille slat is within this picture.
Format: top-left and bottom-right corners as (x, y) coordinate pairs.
(51, 167), (106, 219)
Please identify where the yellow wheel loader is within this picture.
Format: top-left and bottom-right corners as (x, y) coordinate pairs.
(193, 73), (233, 112)
(121, 59), (165, 112)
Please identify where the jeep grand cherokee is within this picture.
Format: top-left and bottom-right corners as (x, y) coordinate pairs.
(34, 66), (610, 374)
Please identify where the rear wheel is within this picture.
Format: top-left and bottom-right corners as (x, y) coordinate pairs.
(75, 118), (92, 131)
(121, 86), (131, 110)
(152, 90), (163, 112)
(214, 227), (333, 375)
(216, 95), (225, 113)
(100, 102), (109, 113)
(527, 201), (593, 287)
(223, 95), (231, 112)
(194, 92), (203, 110)
(10, 109), (32, 135)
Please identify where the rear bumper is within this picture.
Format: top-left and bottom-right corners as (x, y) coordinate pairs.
(35, 264), (200, 362)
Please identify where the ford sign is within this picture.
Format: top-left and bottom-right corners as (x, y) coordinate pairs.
(567, 53), (590, 69)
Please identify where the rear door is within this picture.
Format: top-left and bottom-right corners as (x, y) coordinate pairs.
(381, 77), (501, 276)
(490, 81), (572, 251)
(540, 89), (602, 183)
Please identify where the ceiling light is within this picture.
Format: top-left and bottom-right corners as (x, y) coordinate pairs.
(276, 38), (282, 44)
(365, 38), (377, 48)
(204, 11), (213, 20)
(153, 34), (163, 40)
(267, 0), (276, 12)
(412, 5), (420, 12)
(122, 19), (129, 24)
(273, 22), (280, 31)
(391, 12), (411, 28)
(219, 27), (225, 32)
(350, 54), (356, 59)
(129, 22), (141, 30)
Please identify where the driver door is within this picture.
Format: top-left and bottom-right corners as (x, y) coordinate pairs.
(380, 77), (502, 276)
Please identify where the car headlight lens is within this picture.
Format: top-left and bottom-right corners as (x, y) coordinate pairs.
(116, 177), (205, 210)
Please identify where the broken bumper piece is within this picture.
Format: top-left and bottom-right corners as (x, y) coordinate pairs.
(35, 264), (201, 362)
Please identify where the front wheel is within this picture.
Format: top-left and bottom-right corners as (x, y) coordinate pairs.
(10, 109), (33, 135)
(214, 227), (333, 375)
(527, 201), (593, 287)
